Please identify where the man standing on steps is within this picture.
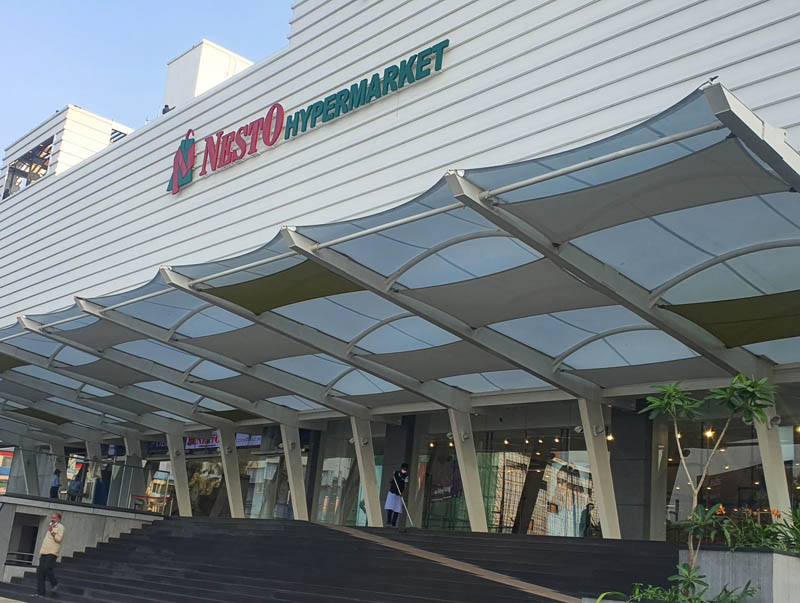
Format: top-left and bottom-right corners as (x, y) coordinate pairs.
(36, 511), (64, 597)
(384, 463), (410, 527)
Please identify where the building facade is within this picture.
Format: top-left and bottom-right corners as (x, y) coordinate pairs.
(1, 0), (800, 541)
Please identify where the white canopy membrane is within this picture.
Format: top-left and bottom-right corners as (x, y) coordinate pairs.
(1, 83), (797, 437)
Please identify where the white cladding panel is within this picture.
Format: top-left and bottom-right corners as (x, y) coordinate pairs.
(1, 0), (799, 325)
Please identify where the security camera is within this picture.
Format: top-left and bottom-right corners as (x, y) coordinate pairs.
(574, 425), (583, 434)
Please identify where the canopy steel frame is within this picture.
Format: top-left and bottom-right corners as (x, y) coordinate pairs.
(384, 230), (514, 288)
(75, 298), (375, 422)
(20, 315), (300, 428)
(283, 227), (600, 401)
(344, 313), (415, 355)
(0, 341), (210, 432)
(446, 83), (795, 516)
(648, 239), (800, 306)
(0, 392), (143, 440)
(0, 409), (109, 444)
(160, 267), (473, 413)
(0, 370), (179, 434)
(0, 417), (58, 446)
(445, 172), (768, 377)
(478, 123), (724, 200)
(551, 325), (660, 371)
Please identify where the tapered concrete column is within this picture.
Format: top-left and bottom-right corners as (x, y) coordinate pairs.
(649, 417), (669, 540)
(82, 440), (103, 503)
(750, 364), (792, 520)
(350, 417), (383, 527)
(578, 397), (621, 539)
(122, 435), (147, 504)
(280, 424), (308, 521)
(18, 446), (41, 496)
(407, 414), (430, 527)
(49, 440), (68, 481)
(448, 409), (487, 532)
(166, 431), (192, 517)
(85, 441), (103, 480)
(217, 427), (245, 519)
(755, 407), (791, 519)
(124, 435), (143, 457)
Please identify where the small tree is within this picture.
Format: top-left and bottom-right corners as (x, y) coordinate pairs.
(640, 373), (776, 570)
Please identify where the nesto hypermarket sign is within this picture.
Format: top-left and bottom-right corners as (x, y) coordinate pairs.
(167, 39), (449, 194)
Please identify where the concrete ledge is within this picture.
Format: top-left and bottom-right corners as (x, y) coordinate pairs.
(0, 495), (162, 583)
(0, 494), (163, 521)
(679, 548), (799, 603)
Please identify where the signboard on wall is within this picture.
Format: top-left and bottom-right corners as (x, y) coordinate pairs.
(167, 40), (450, 195)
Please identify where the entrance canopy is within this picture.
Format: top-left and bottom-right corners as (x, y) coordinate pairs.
(1, 83), (799, 442)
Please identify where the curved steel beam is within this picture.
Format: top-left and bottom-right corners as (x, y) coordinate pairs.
(384, 231), (513, 288)
(344, 313), (414, 355)
(166, 303), (214, 339)
(322, 367), (357, 398)
(552, 325), (660, 371)
(648, 239), (800, 306)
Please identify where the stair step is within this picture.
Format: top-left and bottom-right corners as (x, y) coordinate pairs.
(0, 517), (677, 602)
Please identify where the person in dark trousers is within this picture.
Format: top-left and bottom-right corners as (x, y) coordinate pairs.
(36, 511), (64, 597)
(384, 463), (409, 527)
(49, 469), (61, 499)
(579, 502), (595, 538)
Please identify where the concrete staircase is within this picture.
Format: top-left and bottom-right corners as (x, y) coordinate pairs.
(0, 519), (570, 602)
(367, 527), (679, 599)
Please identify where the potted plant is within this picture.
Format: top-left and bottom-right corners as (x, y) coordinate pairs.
(595, 373), (778, 602)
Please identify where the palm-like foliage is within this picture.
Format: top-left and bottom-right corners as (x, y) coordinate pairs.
(638, 374), (777, 571)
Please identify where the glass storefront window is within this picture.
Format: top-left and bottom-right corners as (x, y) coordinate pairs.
(314, 420), (385, 526)
(186, 459), (225, 516)
(415, 403), (601, 536)
(666, 416), (771, 539)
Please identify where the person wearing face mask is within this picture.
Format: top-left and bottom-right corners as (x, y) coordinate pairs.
(36, 511), (64, 597)
(384, 463), (410, 527)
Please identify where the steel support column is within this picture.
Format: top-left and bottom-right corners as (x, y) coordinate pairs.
(350, 417), (383, 527)
(165, 431), (192, 517)
(649, 417), (669, 541)
(578, 397), (621, 539)
(755, 408), (791, 519)
(85, 440), (103, 481)
(124, 435), (143, 458)
(49, 440), (68, 485)
(217, 426), (246, 518)
(18, 444), (41, 496)
(279, 424), (308, 521)
(448, 409), (488, 532)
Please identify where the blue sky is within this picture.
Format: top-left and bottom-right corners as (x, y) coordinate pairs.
(0, 1), (292, 152)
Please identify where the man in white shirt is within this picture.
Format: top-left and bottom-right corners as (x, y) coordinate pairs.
(36, 512), (64, 597)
